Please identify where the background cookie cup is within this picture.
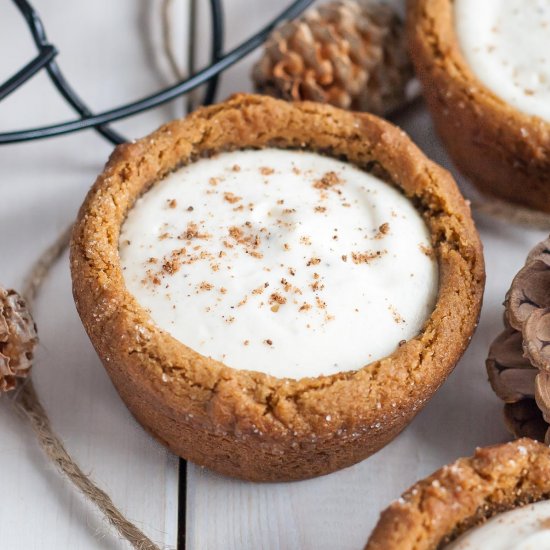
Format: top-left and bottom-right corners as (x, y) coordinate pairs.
(407, 0), (550, 213)
(365, 439), (550, 549)
(70, 94), (484, 482)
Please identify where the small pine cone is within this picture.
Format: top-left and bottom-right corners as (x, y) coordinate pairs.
(252, 0), (413, 116)
(487, 328), (537, 404)
(536, 372), (550, 444)
(0, 287), (38, 392)
(488, 235), (550, 443)
(504, 399), (549, 444)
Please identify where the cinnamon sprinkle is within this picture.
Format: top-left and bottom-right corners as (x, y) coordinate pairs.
(182, 222), (210, 241)
(223, 192), (242, 204)
(313, 171), (343, 190)
(307, 257), (321, 266)
(162, 259), (180, 275)
(198, 282), (214, 292)
(269, 293), (287, 305)
(389, 305), (405, 324)
(280, 278), (292, 292)
(310, 280), (324, 292)
(375, 223), (390, 239)
(351, 250), (386, 264)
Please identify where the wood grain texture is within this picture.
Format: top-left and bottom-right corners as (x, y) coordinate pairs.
(185, 3), (548, 549)
(185, 206), (544, 549)
(1, 0), (548, 549)
(0, 1), (189, 547)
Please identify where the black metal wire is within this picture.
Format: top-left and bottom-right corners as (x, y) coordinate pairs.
(0, 44), (56, 101)
(1, 3), (313, 547)
(202, 0), (224, 106)
(0, 0), (313, 144)
(10, 0), (125, 144)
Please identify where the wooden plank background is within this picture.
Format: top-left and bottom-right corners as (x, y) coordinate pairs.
(0, 1), (546, 549)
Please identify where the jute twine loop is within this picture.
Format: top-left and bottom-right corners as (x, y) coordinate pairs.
(10, 225), (162, 550)
(7, 173), (547, 550)
(4, 3), (550, 548)
(161, 0), (186, 82)
(5, 3), (187, 546)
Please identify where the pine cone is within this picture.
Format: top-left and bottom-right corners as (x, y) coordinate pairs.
(252, 0), (412, 116)
(0, 287), (38, 392)
(487, 236), (550, 443)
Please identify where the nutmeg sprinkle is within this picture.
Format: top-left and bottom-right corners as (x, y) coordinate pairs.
(119, 149), (438, 379)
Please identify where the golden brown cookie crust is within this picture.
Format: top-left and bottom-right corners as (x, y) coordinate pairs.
(71, 94), (484, 481)
(407, 0), (550, 213)
(365, 438), (550, 550)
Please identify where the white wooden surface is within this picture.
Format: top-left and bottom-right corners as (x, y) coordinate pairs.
(0, 1), (188, 548)
(0, 1), (547, 549)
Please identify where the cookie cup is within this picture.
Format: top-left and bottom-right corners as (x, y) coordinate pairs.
(407, 0), (550, 213)
(365, 439), (550, 549)
(71, 94), (484, 481)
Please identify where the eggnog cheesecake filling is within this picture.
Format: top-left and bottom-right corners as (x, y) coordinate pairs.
(454, 0), (550, 122)
(446, 500), (550, 550)
(119, 148), (438, 379)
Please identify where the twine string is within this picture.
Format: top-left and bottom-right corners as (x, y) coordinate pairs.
(8, 177), (547, 550)
(161, 0), (186, 82)
(21, 224), (73, 307)
(10, 225), (162, 550)
(5, 2), (550, 548)
(6, 3), (187, 546)
(14, 381), (161, 550)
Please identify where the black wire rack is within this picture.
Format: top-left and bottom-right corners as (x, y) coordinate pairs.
(0, 1), (314, 548)
(0, 0), (313, 145)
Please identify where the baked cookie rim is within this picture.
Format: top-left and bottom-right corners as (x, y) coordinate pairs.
(407, 0), (550, 138)
(365, 438), (550, 549)
(70, 93), (484, 443)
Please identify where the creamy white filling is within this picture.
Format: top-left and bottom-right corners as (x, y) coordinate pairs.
(119, 149), (438, 379)
(455, 0), (550, 122)
(447, 499), (550, 550)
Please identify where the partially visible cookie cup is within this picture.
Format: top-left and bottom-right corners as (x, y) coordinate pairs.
(365, 439), (550, 549)
(71, 94), (484, 481)
(407, 0), (550, 213)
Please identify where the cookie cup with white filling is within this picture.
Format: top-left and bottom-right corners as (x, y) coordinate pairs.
(70, 94), (484, 481)
(365, 439), (550, 549)
(408, 0), (550, 213)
